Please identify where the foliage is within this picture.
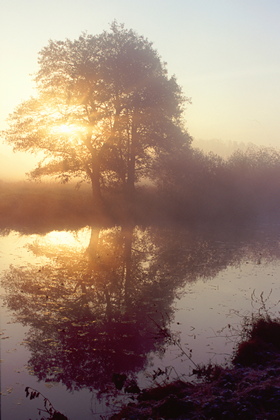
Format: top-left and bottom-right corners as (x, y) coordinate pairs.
(2, 144), (280, 228)
(232, 292), (280, 367)
(156, 144), (280, 222)
(3, 22), (191, 208)
(2, 24), (280, 224)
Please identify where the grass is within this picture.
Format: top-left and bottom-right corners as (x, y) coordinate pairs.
(0, 180), (94, 233)
(110, 311), (280, 419)
(233, 316), (280, 367)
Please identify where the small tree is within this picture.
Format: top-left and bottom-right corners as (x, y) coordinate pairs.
(3, 22), (191, 213)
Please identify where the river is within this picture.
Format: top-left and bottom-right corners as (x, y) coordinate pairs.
(1, 222), (280, 419)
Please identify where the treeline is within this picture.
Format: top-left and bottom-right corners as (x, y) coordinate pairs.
(156, 144), (280, 223)
(1, 144), (280, 231)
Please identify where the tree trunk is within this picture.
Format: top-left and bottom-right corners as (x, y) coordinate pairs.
(123, 226), (133, 307)
(89, 151), (112, 223)
(87, 227), (101, 262)
(125, 110), (138, 217)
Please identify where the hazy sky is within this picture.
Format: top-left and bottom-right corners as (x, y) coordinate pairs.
(1, 0), (280, 179)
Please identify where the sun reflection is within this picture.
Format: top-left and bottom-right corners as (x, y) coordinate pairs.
(42, 228), (91, 249)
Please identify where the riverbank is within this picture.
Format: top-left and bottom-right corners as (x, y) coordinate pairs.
(110, 317), (280, 419)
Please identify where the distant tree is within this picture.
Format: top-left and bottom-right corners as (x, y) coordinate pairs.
(3, 22), (191, 213)
(227, 145), (280, 216)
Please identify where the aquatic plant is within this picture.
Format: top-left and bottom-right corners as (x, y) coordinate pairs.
(25, 386), (68, 420)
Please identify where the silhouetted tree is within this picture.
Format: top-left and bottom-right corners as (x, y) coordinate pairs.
(3, 22), (191, 215)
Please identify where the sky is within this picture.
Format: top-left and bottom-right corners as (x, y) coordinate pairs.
(1, 0), (280, 179)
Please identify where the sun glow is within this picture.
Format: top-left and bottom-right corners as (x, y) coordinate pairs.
(50, 123), (83, 138)
(55, 124), (74, 134)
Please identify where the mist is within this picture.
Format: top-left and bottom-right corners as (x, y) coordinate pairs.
(1, 143), (280, 234)
(1, 20), (280, 420)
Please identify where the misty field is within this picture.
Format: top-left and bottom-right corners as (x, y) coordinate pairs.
(1, 145), (280, 233)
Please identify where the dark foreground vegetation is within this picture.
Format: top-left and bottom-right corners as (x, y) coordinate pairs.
(111, 315), (280, 420)
(2, 145), (280, 233)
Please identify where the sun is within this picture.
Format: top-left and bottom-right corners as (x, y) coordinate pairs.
(55, 124), (73, 134)
(50, 123), (82, 137)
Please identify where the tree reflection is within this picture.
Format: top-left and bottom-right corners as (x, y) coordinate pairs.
(2, 225), (176, 392)
(2, 223), (280, 393)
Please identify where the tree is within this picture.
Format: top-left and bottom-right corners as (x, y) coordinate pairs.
(3, 22), (191, 214)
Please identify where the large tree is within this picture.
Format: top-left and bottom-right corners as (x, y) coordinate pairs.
(3, 22), (191, 210)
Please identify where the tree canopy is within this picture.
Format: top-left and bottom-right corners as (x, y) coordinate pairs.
(3, 22), (191, 209)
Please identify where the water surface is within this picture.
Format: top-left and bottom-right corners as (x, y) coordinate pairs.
(1, 222), (280, 419)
